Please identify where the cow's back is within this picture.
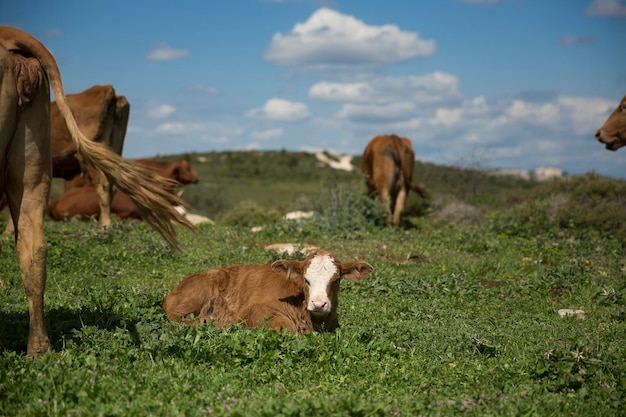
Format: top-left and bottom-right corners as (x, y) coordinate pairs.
(48, 187), (100, 220)
(362, 135), (405, 195)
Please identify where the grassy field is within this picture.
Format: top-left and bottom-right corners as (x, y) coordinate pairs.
(1, 151), (625, 416)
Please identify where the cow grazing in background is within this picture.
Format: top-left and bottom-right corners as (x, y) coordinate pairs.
(1, 84), (130, 236)
(163, 250), (373, 334)
(596, 95), (626, 151)
(48, 158), (200, 221)
(0, 26), (192, 356)
(361, 134), (427, 226)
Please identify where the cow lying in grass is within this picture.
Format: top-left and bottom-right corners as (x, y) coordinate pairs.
(163, 250), (373, 333)
(595, 94), (626, 151)
(48, 158), (199, 221)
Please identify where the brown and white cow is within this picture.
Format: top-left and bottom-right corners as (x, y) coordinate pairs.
(595, 95), (626, 151)
(163, 250), (373, 334)
(48, 158), (200, 221)
(361, 134), (427, 226)
(0, 26), (192, 356)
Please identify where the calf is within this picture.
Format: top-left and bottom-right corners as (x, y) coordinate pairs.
(595, 94), (626, 151)
(361, 134), (427, 226)
(163, 250), (373, 333)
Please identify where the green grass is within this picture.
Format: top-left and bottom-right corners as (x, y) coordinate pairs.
(1, 151), (625, 416)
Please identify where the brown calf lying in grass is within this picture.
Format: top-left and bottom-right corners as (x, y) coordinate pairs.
(163, 250), (373, 333)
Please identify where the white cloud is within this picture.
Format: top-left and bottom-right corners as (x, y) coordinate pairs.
(247, 98), (310, 121)
(147, 103), (175, 119)
(429, 108), (463, 126)
(263, 8), (435, 69)
(146, 43), (189, 61)
(309, 72), (461, 106)
(557, 96), (615, 134)
(338, 102), (416, 122)
(250, 128), (284, 140)
(586, 0), (626, 18)
(154, 122), (206, 135)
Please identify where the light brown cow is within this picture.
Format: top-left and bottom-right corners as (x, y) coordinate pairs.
(48, 158), (200, 221)
(361, 134), (426, 226)
(1, 85), (129, 236)
(163, 250), (373, 334)
(595, 95), (626, 151)
(0, 26), (192, 356)
(55, 85), (130, 228)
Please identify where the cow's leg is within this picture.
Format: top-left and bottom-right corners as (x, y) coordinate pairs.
(88, 166), (113, 229)
(3, 64), (52, 356)
(240, 304), (299, 333)
(392, 187), (407, 226)
(2, 213), (15, 236)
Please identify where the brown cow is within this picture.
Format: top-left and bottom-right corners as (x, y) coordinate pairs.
(48, 158), (200, 221)
(1, 85), (129, 236)
(361, 134), (426, 226)
(0, 26), (192, 356)
(595, 95), (626, 151)
(55, 85), (130, 228)
(163, 250), (373, 333)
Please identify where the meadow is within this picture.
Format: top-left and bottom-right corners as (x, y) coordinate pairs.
(1, 151), (625, 416)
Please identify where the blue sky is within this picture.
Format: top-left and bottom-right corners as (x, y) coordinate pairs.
(4, 0), (626, 178)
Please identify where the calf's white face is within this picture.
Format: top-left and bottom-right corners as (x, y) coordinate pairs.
(303, 254), (339, 316)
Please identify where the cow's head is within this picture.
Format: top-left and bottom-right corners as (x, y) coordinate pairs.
(170, 159), (200, 185)
(271, 251), (373, 318)
(596, 95), (626, 151)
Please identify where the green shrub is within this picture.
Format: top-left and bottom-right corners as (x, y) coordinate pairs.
(502, 173), (626, 243)
(314, 182), (389, 237)
(216, 202), (282, 227)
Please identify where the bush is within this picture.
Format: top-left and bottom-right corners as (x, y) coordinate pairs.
(217, 202), (282, 228)
(486, 173), (626, 244)
(314, 182), (389, 237)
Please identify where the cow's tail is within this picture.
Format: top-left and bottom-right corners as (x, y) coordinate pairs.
(1, 26), (194, 248)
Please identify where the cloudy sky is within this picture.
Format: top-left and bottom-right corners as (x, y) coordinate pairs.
(3, 0), (626, 178)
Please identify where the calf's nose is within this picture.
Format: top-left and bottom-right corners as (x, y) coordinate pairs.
(309, 300), (328, 311)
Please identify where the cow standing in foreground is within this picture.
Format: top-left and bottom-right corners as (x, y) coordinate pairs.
(163, 250), (373, 333)
(595, 95), (626, 151)
(49, 158), (200, 221)
(0, 26), (192, 356)
(361, 134), (427, 226)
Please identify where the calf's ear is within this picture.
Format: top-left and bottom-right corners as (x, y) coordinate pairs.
(271, 259), (304, 280)
(341, 262), (374, 282)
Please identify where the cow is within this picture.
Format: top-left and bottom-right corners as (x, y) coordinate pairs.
(0, 25), (192, 356)
(54, 84), (130, 229)
(361, 134), (427, 226)
(1, 84), (129, 236)
(162, 250), (373, 334)
(595, 94), (626, 151)
(48, 158), (200, 221)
